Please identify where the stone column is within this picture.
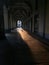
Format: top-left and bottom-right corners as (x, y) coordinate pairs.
(10, 14), (13, 29)
(0, 1), (5, 39)
(3, 5), (8, 32)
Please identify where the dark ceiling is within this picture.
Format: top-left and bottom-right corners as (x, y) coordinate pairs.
(4, 0), (34, 21)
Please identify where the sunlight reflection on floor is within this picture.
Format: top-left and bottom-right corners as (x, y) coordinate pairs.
(16, 28), (49, 65)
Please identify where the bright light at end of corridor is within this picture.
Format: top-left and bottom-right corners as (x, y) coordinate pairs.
(17, 20), (22, 28)
(16, 28), (23, 31)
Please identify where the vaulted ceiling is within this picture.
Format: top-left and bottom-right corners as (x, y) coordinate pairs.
(5, 0), (34, 21)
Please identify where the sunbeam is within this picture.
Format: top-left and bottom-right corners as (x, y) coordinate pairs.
(16, 28), (49, 64)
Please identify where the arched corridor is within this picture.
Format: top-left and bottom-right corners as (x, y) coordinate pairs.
(0, 0), (49, 65)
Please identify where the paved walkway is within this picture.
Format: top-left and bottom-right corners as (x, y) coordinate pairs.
(5, 28), (49, 65)
(16, 28), (49, 65)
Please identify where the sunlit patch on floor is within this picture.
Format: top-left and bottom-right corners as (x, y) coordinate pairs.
(16, 28), (49, 65)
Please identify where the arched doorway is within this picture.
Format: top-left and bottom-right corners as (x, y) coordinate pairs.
(17, 20), (22, 28)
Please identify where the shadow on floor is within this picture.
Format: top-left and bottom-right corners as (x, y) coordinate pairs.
(0, 31), (36, 65)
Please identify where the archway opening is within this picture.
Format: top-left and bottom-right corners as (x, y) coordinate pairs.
(17, 20), (22, 28)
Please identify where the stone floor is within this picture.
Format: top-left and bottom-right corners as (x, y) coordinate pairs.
(1, 28), (49, 65)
